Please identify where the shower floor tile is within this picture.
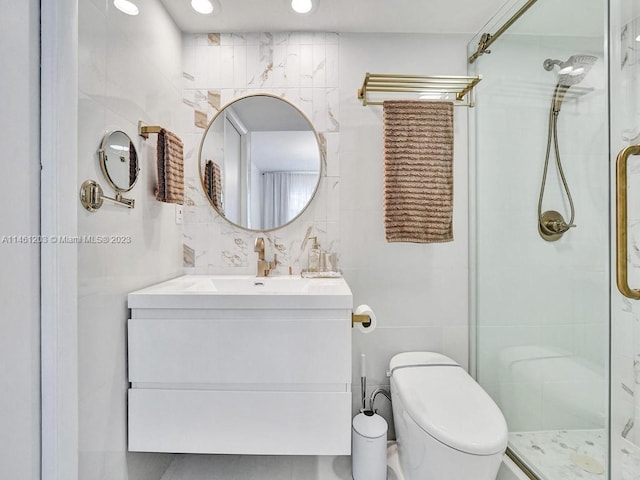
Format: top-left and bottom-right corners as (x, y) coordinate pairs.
(619, 437), (640, 480)
(509, 429), (607, 480)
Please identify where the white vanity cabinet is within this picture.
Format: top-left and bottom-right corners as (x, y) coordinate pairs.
(127, 275), (353, 455)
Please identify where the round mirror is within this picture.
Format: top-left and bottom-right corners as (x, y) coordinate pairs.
(199, 94), (322, 231)
(98, 130), (139, 192)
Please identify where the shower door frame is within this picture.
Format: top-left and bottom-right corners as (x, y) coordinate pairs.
(609, 1), (640, 479)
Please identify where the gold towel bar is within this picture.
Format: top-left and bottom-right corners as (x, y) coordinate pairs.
(357, 73), (482, 107)
(352, 313), (371, 328)
(138, 121), (163, 139)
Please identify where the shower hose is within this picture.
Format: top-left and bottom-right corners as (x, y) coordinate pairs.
(537, 97), (575, 235)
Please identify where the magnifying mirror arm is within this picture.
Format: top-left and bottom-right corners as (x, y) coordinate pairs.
(79, 180), (135, 212)
(105, 191), (135, 209)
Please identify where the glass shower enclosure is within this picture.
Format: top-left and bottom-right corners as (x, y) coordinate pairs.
(470, 0), (640, 478)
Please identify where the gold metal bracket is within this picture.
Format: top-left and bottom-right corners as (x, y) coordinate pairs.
(79, 179), (135, 211)
(468, 0), (539, 64)
(138, 121), (163, 139)
(616, 144), (640, 299)
(352, 313), (371, 328)
(469, 33), (492, 65)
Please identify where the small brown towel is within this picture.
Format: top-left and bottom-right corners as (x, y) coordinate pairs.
(383, 101), (454, 243)
(156, 129), (184, 204)
(129, 141), (138, 188)
(204, 160), (223, 212)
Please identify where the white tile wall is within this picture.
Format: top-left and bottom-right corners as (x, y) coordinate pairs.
(340, 34), (472, 426)
(78, 1), (183, 479)
(79, 14), (473, 466)
(182, 31), (472, 432)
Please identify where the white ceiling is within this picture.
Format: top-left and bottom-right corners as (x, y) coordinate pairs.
(160, 0), (510, 34)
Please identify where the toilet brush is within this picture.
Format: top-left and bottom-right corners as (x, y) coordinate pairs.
(360, 353), (367, 411)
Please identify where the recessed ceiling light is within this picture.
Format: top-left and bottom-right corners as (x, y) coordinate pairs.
(289, 0), (317, 14)
(636, 34), (640, 42)
(191, 0), (220, 15)
(113, 0), (139, 15)
(291, 0), (313, 13)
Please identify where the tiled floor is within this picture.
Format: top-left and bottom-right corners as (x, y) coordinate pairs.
(158, 432), (640, 480)
(159, 444), (404, 480)
(159, 454), (354, 480)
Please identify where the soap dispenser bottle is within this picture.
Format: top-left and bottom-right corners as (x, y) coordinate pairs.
(308, 237), (321, 272)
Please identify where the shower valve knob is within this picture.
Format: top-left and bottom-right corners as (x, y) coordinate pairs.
(545, 219), (574, 233)
(539, 210), (575, 241)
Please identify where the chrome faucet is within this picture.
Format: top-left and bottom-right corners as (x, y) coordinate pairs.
(254, 237), (278, 277)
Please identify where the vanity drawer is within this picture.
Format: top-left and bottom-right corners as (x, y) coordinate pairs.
(128, 388), (351, 455)
(128, 315), (351, 384)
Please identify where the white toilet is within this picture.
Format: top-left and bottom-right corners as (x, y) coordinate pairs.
(389, 352), (508, 480)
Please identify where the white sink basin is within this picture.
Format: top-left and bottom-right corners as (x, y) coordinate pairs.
(128, 275), (353, 309)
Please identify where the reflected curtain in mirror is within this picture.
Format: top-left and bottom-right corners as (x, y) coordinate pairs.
(261, 172), (318, 230)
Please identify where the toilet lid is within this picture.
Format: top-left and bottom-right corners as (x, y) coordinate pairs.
(390, 352), (508, 456)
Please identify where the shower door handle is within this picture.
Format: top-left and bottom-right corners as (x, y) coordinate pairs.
(616, 144), (640, 299)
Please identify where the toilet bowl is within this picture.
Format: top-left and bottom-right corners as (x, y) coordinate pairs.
(389, 352), (508, 480)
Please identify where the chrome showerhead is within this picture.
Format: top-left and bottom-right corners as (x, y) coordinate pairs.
(544, 54), (598, 86)
(544, 54), (597, 113)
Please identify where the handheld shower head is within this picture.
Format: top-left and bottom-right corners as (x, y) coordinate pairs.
(544, 54), (597, 112)
(556, 54), (597, 86)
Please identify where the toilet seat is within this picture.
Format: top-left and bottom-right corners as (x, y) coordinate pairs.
(390, 352), (508, 456)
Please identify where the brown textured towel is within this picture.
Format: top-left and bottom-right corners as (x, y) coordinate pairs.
(383, 101), (454, 243)
(156, 129), (184, 204)
(129, 142), (138, 188)
(204, 160), (223, 212)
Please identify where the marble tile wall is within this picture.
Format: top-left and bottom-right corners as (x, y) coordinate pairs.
(181, 32), (340, 275)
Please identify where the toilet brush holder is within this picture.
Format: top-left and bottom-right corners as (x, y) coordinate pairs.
(352, 410), (388, 480)
(352, 353), (388, 480)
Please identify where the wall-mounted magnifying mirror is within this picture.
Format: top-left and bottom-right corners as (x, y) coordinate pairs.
(199, 94), (322, 231)
(81, 130), (139, 211)
(99, 130), (139, 193)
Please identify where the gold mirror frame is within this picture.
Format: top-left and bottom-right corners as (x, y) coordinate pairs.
(198, 93), (324, 232)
